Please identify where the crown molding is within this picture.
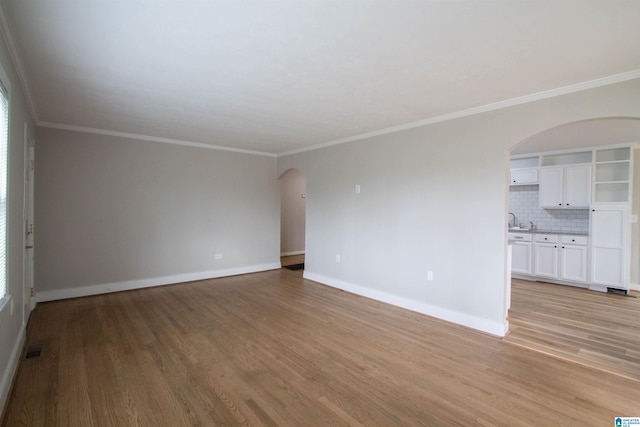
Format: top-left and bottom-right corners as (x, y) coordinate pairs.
(278, 69), (640, 157)
(0, 0), (38, 122)
(37, 121), (277, 158)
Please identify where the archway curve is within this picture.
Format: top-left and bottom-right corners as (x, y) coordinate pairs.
(509, 116), (640, 154)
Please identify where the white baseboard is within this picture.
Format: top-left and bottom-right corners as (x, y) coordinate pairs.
(280, 250), (305, 257)
(630, 283), (640, 291)
(303, 271), (507, 337)
(36, 263), (281, 303)
(0, 325), (25, 417)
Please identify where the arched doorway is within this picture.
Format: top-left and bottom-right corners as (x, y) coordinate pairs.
(503, 117), (640, 379)
(279, 168), (306, 270)
(506, 117), (640, 305)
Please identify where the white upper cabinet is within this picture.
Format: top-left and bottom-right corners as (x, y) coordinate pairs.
(539, 167), (563, 207)
(539, 165), (591, 208)
(564, 165), (592, 207)
(509, 156), (539, 186)
(510, 168), (538, 185)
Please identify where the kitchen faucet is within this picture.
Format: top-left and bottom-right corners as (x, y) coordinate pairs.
(508, 212), (517, 228)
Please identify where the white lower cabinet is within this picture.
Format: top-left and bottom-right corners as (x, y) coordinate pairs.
(514, 233), (588, 285)
(509, 233), (532, 275)
(559, 235), (588, 283)
(534, 235), (559, 279)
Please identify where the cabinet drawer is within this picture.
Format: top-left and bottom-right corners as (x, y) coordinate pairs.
(509, 233), (532, 242)
(561, 235), (588, 245)
(535, 234), (559, 243)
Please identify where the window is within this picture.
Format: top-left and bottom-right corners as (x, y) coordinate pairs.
(0, 79), (8, 300)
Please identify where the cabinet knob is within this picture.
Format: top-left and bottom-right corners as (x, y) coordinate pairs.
(558, 203), (562, 206)
(555, 245), (557, 248)
(562, 246), (565, 249)
(566, 204), (570, 206)
(572, 239), (575, 242)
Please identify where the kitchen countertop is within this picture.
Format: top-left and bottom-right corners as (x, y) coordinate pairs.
(508, 229), (588, 236)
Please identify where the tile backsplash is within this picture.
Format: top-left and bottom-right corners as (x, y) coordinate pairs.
(509, 185), (590, 234)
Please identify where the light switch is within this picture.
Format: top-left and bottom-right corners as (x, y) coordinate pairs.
(631, 214), (638, 223)
(355, 185), (361, 194)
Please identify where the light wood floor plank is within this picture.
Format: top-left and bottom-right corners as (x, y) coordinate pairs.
(2, 270), (639, 426)
(505, 278), (640, 381)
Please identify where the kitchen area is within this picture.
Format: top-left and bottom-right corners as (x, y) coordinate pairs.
(508, 145), (633, 294)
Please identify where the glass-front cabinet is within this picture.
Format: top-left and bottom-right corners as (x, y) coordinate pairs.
(593, 147), (631, 203)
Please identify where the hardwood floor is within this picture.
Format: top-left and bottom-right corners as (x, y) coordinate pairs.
(505, 278), (640, 381)
(2, 269), (639, 426)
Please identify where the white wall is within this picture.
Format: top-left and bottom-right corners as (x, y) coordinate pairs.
(278, 78), (640, 336)
(0, 34), (34, 414)
(280, 168), (306, 255)
(34, 128), (280, 300)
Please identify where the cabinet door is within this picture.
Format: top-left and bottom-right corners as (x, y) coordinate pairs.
(511, 242), (532, 275)
(591, 207), (627, 287)
(539, 167), (563, 208)
(535, 242), (558, 279)
(560, 244), (587, 283)
(564, 165), (591, 208)
(510, 168), (538, 185)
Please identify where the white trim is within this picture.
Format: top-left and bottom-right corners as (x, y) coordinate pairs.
(280, 250), (305, 257)
(36, 263), (281, 302)
(36, 121), (278, 158)
(0, 2), (37, 122)
(0, 324), (25, 417)
(303, 271), (507, 337)
(630, 283), (640, 292)
(278, 70), (640, 157)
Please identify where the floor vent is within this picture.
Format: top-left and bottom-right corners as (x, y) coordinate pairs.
(25, 343), (43, 359)
(607, 287), (631, 297)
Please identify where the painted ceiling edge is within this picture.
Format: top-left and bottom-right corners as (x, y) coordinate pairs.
(0, 0), (38, 122)
(36, 121), (279, 158)
(277, 69), (640, 158)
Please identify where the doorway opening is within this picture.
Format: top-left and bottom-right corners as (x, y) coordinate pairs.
(279, 168), (306, 271)
(22, 123), (35, 325)
(504, 117), (640, 380)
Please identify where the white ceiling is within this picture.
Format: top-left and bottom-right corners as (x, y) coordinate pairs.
(3, 0), (640, 155)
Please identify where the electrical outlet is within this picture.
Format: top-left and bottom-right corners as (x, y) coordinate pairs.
(355, 184), (361, 194)
(335, 254), (341, 263)
(215, 253), (223, 260)
(427, 271), (434, 281)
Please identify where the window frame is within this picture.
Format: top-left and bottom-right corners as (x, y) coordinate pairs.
(0, 61), (10, 310)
